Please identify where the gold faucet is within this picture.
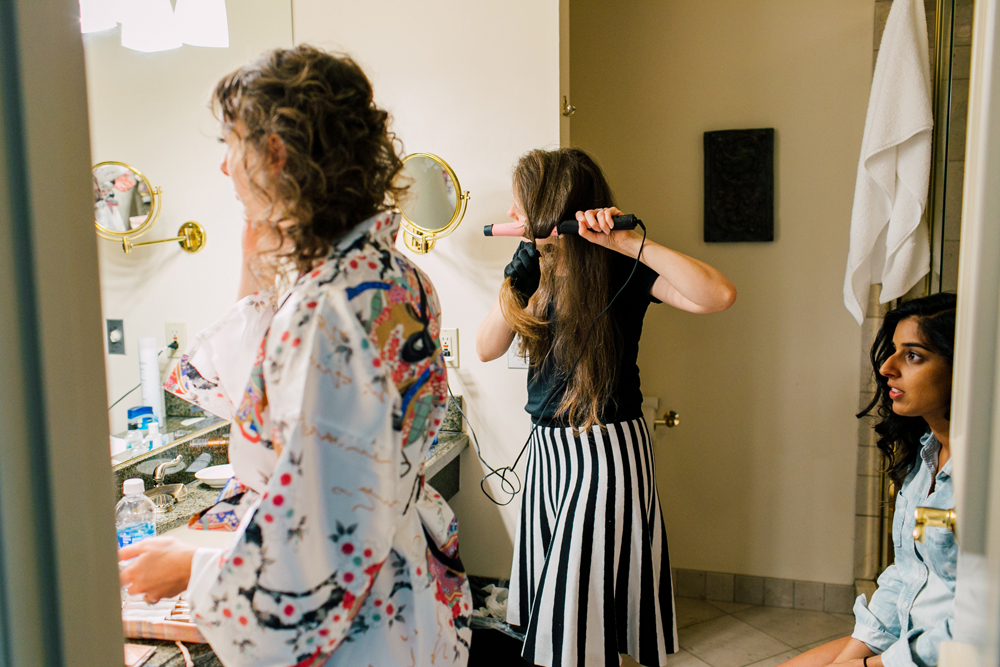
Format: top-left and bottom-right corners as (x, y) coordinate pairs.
(913, 507), (956, 542)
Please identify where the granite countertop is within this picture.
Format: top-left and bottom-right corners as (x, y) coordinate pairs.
(425, 431), (470, 478)
(128, 639), (221, 666)
(153, 481), (222, 533)
(147, 433), (469, 535)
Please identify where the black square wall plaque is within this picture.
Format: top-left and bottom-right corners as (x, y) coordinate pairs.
(704, 128), (774, 242)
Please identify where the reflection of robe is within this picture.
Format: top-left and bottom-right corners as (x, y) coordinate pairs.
(93, 165), (143, 231)
(95, 195), (127, 232)
(163, 213), (472, 667)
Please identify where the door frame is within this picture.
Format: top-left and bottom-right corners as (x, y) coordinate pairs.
(947, 0), (1000, 664)
(0, 1), (123, 666)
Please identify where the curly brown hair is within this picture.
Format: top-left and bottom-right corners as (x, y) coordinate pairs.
(212, 45), (406, 274)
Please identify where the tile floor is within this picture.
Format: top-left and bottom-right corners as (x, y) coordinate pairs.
(622, 597), (856, 667)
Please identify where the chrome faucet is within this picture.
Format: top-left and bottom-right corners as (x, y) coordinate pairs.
(153, 455), (184, 487)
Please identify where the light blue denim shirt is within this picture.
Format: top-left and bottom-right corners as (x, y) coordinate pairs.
(853, 432), (956, 667)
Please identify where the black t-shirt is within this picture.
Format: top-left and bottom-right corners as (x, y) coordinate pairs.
(524, 246), (660, 426)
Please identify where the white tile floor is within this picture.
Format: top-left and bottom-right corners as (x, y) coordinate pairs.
(622, 597), (856, 667)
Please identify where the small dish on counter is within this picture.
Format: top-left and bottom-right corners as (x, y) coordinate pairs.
(194, 464), (234, 488)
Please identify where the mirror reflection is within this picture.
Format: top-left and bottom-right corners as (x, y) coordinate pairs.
(398, 154), (458, 231)
(93, 162), (152, 233)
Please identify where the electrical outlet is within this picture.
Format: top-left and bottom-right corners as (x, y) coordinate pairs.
(507, 335), (530, 369)
(106, 319), (125, 355)
(165, 322), (187, 358)
(440, 328), (459, 368)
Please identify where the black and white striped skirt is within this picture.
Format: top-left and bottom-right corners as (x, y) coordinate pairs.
(507, 418), (677, 667)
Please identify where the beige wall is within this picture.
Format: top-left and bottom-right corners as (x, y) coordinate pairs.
(293, 0), (561, 577)
(85, 1), (293, 434)
(570, 0), (873, 584)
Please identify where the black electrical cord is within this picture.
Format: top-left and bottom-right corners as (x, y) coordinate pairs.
(107, 340), (179, 411)
(456, 220), (648, 506)
(446, 384), (522, 504)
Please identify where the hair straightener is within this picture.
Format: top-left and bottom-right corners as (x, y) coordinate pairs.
(483, 213), (640, 238)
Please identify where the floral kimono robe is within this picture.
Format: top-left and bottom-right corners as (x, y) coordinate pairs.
(164, 213), (472, 667)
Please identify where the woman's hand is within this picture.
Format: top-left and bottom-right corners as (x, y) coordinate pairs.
(575, 207), (644, 257)
(118, 536), (198, 604)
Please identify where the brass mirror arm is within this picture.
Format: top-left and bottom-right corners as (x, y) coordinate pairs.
(913, 506), (957, 542)
(122, 221), (206, 254)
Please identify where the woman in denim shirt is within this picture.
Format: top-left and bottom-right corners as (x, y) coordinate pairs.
(783, 292), (957, 667)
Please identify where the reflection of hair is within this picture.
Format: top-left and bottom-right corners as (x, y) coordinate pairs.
(858, 292), (957, 490)
(212, 45), (406, 273)
(499, 148), (617, 430)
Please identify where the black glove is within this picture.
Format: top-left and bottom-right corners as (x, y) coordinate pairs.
(504, 241), (541, 305)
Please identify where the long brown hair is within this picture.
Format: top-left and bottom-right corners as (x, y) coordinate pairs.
(499, 148), (619, 430)
(212, 45), (406, 275)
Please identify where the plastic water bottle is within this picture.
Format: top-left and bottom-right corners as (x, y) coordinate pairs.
(116, 479), (156, 549)
(123, 427), (143, 454)
(124, 406), (155, 455)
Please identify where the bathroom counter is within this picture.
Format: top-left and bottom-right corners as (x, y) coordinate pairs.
(146, 432), (469, 536)
(127, 640), (222, 666)
(153, 481), (222, 533)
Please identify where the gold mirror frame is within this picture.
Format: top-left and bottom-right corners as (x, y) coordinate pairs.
(93, 160), (162, 242)
(396, 153), (470, 253)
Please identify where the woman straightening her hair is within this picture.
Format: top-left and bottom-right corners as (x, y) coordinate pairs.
(476, 148), (736, 667)
(781, 292), (958, 667)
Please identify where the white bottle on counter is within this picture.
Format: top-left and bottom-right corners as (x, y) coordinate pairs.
(142, 422), (163, 452)
(137, 337), (165, 427)
(115, 479), (156, 549)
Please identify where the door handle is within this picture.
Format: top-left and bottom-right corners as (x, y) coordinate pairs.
(653, 410), (680, 429)
(913, 506), (956, 542)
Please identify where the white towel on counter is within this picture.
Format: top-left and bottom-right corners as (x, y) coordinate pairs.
(844, 0), (933, 324)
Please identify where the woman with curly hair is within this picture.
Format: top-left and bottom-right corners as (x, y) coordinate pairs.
(477, 148), (736, 667)
(118, 46), (472, 666)
(780, 292), (958, 667)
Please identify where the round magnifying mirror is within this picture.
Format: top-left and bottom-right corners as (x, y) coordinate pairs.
(92, 161), (161, 241)
(396, 153), (469, 253)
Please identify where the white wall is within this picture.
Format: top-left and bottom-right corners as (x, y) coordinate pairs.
(571, 0), (872, 584)
(293, 0), (561, 576)
(84, 0), (293, 434)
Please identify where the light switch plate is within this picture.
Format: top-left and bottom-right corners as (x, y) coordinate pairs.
(165, 322), (187, 358)
(507, 335), (529, 369)
(440, 328), (458, 368)
(107, 319), (125, 355)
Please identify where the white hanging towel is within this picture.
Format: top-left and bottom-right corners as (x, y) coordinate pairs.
(844, 0), (933, 324)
